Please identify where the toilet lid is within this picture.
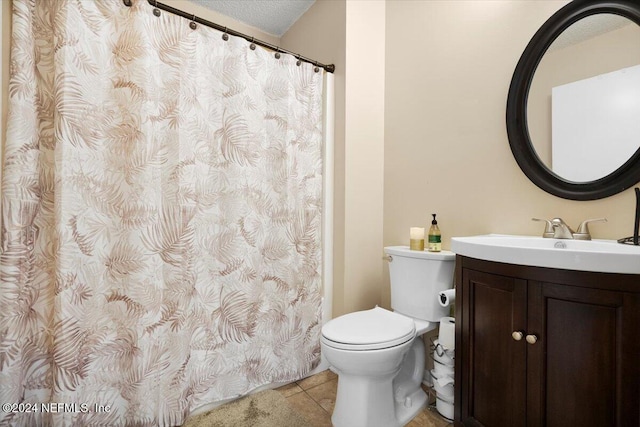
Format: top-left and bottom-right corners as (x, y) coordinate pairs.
(321, 307), (416, 350)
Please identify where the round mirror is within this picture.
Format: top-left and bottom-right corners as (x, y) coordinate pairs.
(507, 0), (640, 200)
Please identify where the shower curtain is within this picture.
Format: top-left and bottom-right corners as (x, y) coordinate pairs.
(0, 0), (324, 425)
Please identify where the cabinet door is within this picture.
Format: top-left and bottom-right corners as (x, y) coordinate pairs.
(459, 269), (527, 427)
(527, 282), (640, 427)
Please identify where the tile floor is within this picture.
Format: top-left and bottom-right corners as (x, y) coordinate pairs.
(275, 370), (454, 427)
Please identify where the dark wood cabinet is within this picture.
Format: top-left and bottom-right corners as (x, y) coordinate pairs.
(454, 256), (640, 427)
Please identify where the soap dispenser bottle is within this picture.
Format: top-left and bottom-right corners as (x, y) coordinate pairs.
(428, 214), (441, 252)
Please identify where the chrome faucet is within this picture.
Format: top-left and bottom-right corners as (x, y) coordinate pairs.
(532, 217), (607, 240)
(551, 218), (574, 239)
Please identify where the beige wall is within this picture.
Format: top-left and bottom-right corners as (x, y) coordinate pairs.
(382, 1), (639, 307)
(342, 1), (386, 314)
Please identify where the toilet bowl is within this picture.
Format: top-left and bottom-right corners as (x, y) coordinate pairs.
(321, 307), (430, 427)
(321, 247), (455, 427)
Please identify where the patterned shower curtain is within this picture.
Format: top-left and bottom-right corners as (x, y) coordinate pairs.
(0, 0), (324, 425)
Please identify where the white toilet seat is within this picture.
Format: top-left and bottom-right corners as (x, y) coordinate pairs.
(321, 307), (416, 351)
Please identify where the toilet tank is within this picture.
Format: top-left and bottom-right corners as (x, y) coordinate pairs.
(385, 246), (455, 322)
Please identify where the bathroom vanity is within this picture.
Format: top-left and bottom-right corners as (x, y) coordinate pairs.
(477, 0), (640, 423)
(453, 254), (640, 427)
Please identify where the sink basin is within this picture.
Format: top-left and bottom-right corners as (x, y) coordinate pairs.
(451, 234), (640, 274)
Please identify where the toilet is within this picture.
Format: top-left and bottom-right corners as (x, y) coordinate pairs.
(321, 246), (455, 427)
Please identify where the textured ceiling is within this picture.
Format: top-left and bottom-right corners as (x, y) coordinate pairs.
(189, 0), (316, 37)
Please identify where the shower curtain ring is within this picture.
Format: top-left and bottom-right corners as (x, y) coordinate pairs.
(222, 27), (229, 41)
(189, 14), (197, 29)
(250, 37), (256, 50)
(274, 48), (281, 59)
(153, 0), (160, 16)
(314, 61), (320, 73)
(296, 55), (302, 66)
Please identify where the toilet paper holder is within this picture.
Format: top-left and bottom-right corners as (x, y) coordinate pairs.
(438, 289), (456, 307)
(429, 337), (455, 360)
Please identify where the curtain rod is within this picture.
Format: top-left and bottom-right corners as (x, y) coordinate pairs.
(122, 0), (335, 74)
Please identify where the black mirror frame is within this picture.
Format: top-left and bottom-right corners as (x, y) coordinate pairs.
(506, 0), (640, 200)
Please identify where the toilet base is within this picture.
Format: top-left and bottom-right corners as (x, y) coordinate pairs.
(395, 387), (428, 426)
(329, 337), (428, 427)
(330, 372), (427, 427)
(393, 336), (429, 426)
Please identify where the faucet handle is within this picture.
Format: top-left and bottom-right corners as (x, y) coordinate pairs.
(574, 218), (607, 240)
(532, 218), (554, 238)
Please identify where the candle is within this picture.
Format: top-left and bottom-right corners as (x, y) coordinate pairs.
(410, 227), (425, 251)
(410, 227), (424, 240)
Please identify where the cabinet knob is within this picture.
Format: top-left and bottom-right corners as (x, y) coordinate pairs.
(512, 331), (524, 341)
(526, 334), (538, 344)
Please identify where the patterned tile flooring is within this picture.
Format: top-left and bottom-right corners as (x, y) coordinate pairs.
(275, 370), (454, 427)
